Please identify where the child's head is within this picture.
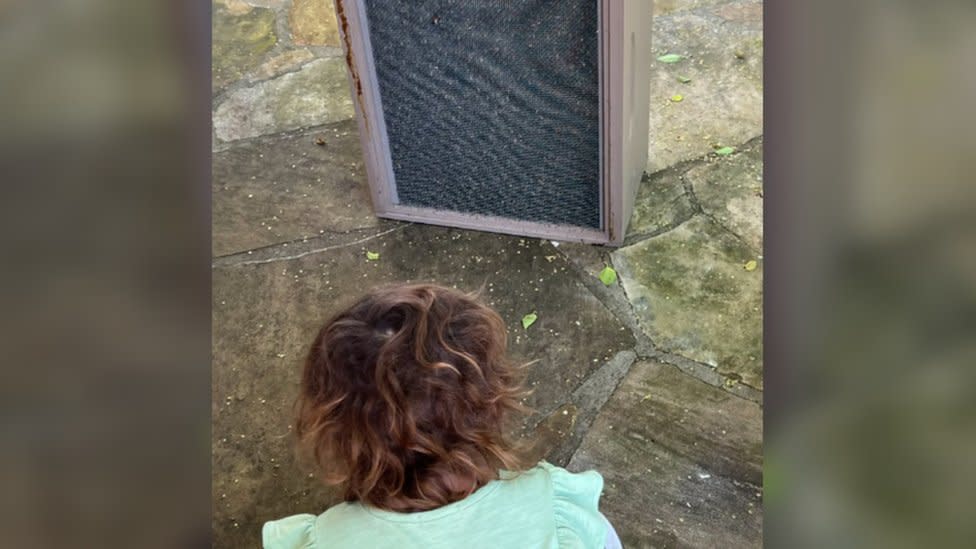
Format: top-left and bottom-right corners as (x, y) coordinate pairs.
(295, 283), (528, 512)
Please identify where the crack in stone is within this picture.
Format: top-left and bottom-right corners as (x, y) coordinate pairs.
(623, 133), (763, 247)
(211, 117), (357, 153)
(604, 253), (660, 358)
(563, 359), (764, 489)
(212, 225), (407, 267)
(547, 350), (639, 465)
(612, 272), (763, 402)
(681, 174), (705, 212)
(556, 249), (656, 357)
(622, 210), (698, 247)
(213, 222), (390, 260)
(570, 240), (762, 403)
(701, 210), (761, 256)
(677, 141), (762, 255)
(654, 351), (763, 403)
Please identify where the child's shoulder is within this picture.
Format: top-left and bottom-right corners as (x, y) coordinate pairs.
(496, 462), (607, 545)
(262, 464), (606, 549)
(529, 462), (608, 547)
(262, 503), (363, 549)
(262, 513), (317, 549)
(532, 462), (605, 510)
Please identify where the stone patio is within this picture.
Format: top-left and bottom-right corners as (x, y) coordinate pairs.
(212, 1), (762, 547)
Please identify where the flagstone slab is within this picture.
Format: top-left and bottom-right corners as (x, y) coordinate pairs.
(212, 119), (379, 257)
(568, 359), (762, 548)
(214, 57), (354, 142)
(213, 1), (278, 91)
(613, 216), (762, 388)
(648, 1), (762, 172)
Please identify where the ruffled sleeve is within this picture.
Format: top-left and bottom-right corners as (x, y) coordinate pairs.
(542, 462), (609, 549)
(262, 514), (316, 549)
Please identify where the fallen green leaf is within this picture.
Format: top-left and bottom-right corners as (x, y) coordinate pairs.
(598, 265), (618, 286)
(744, 260), (758, 272)
(521, 312), (538, 330)
(670, 94), (684, 102)
(366, 251), (380, 260)
(657, 53), (683, 64)
(714, 146), (736, 156)
(677, 75), (692, 83)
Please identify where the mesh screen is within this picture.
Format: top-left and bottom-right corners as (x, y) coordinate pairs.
(363, 0), (601, 229)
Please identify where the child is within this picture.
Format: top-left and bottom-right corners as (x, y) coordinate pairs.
(263, 283), (622, 548)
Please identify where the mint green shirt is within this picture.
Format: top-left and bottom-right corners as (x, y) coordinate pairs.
(263, 462), (608, 549)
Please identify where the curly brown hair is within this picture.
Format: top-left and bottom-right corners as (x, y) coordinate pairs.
(295, 283), (530, 512)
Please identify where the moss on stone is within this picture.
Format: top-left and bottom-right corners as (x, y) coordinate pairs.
(212, 3), (278, 90)
(614, 216), (762, 388)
